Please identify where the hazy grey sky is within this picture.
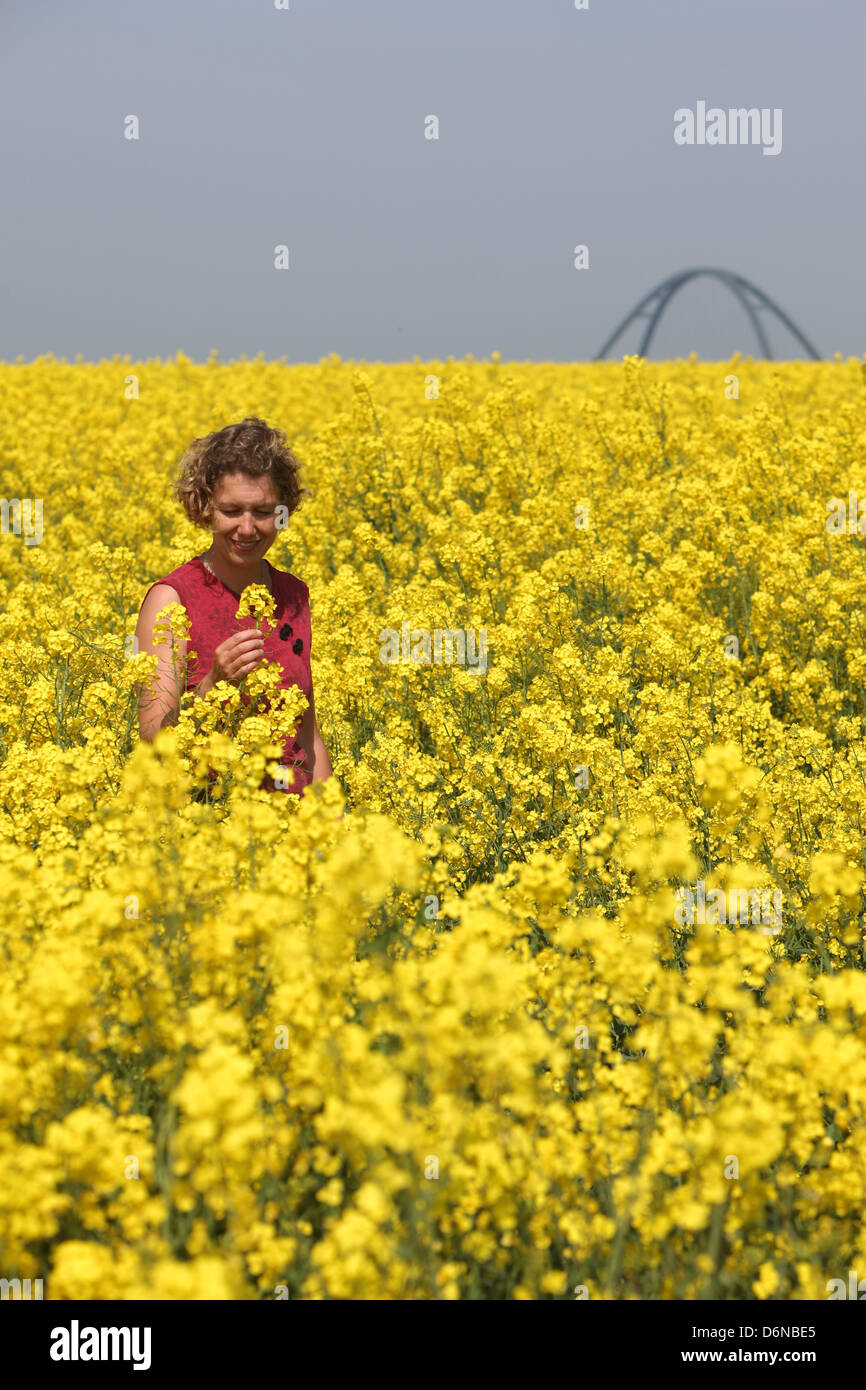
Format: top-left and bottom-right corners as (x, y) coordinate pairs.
(1, 0), (862, 362)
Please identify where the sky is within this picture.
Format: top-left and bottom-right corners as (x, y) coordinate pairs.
(1, 0), (862, 363)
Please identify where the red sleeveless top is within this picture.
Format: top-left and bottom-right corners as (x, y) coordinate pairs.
(142, 555), (313, 796)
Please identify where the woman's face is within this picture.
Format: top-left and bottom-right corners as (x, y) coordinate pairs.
(208, 472), (281, 567)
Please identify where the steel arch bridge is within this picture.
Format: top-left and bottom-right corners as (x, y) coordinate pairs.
(594, 267), (821, 361)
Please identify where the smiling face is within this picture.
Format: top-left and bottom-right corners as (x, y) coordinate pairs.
(208, 472), (281, 569)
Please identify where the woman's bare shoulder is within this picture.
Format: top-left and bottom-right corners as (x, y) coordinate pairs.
(136, 583), (184, 635)
(139, 582), (181, 608)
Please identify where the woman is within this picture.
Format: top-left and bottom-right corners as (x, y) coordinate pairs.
(135, 417), (334, 796)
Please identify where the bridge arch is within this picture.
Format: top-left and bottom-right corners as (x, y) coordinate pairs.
(595, 268), (821, 360)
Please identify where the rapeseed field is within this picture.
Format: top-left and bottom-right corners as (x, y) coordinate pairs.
(1, 352), (865, 1299)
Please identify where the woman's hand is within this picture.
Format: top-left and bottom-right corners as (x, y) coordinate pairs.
(201, 629), (265, 692)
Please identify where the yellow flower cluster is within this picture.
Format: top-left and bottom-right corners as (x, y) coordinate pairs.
(0, 351), (865, 1300)
(234, 581), (276, 633)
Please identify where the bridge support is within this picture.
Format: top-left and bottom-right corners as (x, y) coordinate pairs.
(594, 268), (821, 360)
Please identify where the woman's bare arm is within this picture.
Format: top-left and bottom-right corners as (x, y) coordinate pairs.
(134, 584), (188, 741)
(297, 681), (334, 783)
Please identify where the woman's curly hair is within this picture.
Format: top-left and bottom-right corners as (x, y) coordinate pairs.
(173, 417), (310, 529)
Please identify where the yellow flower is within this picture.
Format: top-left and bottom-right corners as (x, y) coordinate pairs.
(235, 582), (276, 632)
(752, 1261), (781, 1299)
